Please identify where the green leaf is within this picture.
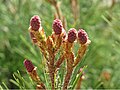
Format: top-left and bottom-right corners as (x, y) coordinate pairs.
(2, 82), (9, 90)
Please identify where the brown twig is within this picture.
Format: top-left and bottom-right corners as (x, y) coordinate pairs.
(46, 0), (67, 29)
(46, 36), (55, 89)
(73, 45), (87, 67)
(73, 40), (91, 67)
(70, 0), (80, 21)
(30, 67), (46, 89)
(62, 41), (74, 89)
(110, 0), (116, 8)
(55, 54), (65, 69)
(29, 28), (48, 60)
(63, 52), (74, 89)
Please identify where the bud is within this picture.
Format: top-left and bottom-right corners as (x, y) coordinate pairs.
(78, 29), (88, 44)
(79, 68), (83, 73)
(52, 19), (63, 35)
(30, 15), (41, 31)
(78, 68), (85, 76)
(24, 59), (34, 72)
(67, 28), (77, 43)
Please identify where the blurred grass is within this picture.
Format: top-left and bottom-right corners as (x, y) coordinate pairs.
(0, 0), (120, 89)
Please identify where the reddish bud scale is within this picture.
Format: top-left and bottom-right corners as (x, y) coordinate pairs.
(24, 59), (34, 72)
(30, 15), (41, 31)
(52, 19), (63, 35)
(78, 29), (88, 44)
(67, 28), (77, 43)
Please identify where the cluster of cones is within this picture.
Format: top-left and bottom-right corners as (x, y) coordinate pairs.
(24, 15), (91, 89)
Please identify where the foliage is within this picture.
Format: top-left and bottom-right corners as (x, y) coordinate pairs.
(0, 0), (120, 89)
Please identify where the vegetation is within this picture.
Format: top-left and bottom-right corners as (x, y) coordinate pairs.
(0, 0), (120, 89)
